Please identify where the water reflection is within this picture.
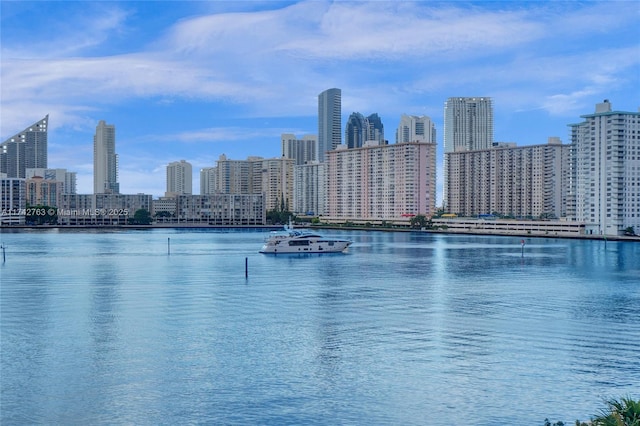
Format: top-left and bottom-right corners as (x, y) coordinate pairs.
(1, 230), (639, 425)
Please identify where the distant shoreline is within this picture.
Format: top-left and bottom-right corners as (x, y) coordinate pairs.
(314, 225), (640, 242)
(1, 223), (639, 242)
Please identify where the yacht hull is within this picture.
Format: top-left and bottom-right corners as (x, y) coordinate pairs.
(260, 239), (351, 254)
(259, 227), (352, 254)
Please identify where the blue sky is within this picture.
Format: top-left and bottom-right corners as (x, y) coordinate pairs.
(2, 1), (639, 201)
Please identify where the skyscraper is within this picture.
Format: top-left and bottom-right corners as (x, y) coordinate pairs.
(318, 88), (341, 162)
(93, 120), (119, 194)
(214, 154), (258, 195)
(366, 113), (385, 145)
(396, 114), (436, 144)
(200, 167), (217, 195)
(0, 115), (49, 178)
(281, 133), (317, 165)
(294, 162), (327, 216)
(345, 112), (367, 149)
(260, 157), (294, 212)
(166, 160), (193, 196)
(444, 97), (493, 152)
(345, 112), (385, 149)
(443, 97), (493, 207)
(570, 100), (640, 236)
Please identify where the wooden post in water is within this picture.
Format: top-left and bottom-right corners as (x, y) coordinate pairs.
(521, 239), (525, 258)
(168, 237), (171, 255)
(1, 244), (5, 263)
(245, 257), (248, 278)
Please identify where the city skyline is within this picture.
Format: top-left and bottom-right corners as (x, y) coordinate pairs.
(1, 1), (639, 200)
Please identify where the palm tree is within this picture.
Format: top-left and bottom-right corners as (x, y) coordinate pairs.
(591, 397), (640, 426)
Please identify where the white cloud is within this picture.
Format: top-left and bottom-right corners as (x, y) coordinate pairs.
(1, 1), (638, 153)
(542, 90), (600, 116)
(2, 4), (130, 59)
(161, 1), (545, 61)
(132, 126), (290, 146)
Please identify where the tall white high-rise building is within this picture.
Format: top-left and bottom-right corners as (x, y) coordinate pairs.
(318, 88), (341, 162)
(443, 97), (493, 207)
(200, 167), (217, 195)
(396, 114), (436, 143)
(166, 160), (192, 196)
(294, 162), (327, 216)
(93, 120), (119, 194)
(444, 97), (494, 152)
(281, 133), (317, 165)
(570, 100), (640, 236)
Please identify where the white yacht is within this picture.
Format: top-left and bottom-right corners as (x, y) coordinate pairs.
(259, 225), (352, 254)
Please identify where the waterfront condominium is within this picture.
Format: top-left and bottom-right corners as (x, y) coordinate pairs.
(443, 97), (493, 207)
(318, 88), (342, 162)
(0, 115), (49, 178)
(58, 193), (152, 225)
(93, 120), (119, 194)
(445, 138), (571, 219)
(570, 100), (640, 236)
(326, 141), (437, 222)
(166, 160), (193, 196)
(396, 114), (436, 143)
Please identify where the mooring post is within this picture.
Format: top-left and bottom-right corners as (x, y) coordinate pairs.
(521, 239), (525, 258)
(1, 244), (5, 263)
(245, 257), (248, 278)
(168, 237), (171, 255)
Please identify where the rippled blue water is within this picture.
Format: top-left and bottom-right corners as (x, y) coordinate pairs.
(1, 229), (639, 425)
